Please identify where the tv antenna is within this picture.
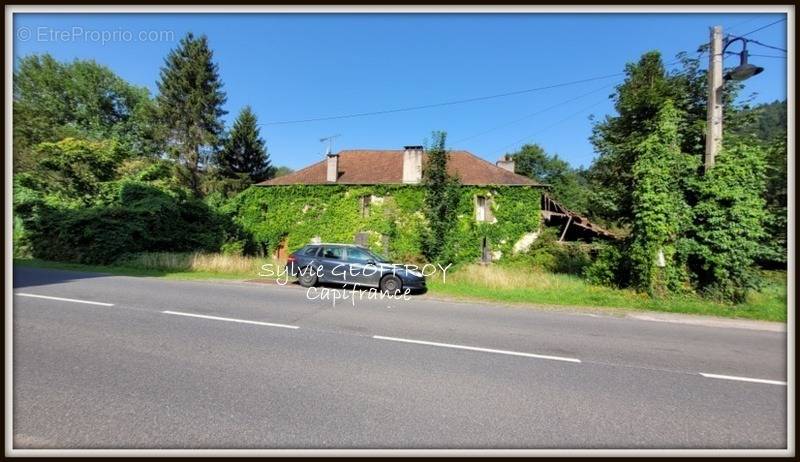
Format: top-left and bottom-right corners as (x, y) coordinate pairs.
(320, 134), (341, 156)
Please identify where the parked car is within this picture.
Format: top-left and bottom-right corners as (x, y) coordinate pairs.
(285, 244), (426, 293)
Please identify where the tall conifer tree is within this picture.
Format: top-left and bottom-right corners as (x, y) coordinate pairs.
(156, 33), (227, 196)
(218, 106), (272, 183)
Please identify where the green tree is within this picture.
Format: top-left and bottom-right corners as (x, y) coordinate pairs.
(508, 143), (590, 214)
(156, 32), (227, 196)
(218, 106), (273, 183)
(421, 131), (461, 263)
(759, 136), (787, 266)
(730, 100), (787, 143)
(728, 100), (787, 267)
(586, 51), (743, 226)
(273, 166), (295, 178)
(32, 138), (126, 202)
(13, 54), (160, 172)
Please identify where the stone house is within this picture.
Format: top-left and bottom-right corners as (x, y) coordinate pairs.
(252, 146), (609, 262)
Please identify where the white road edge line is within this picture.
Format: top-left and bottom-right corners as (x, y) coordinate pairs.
(16, 292), (114, 307)
(700, 372), (787, 386)
(373, 335), (581, 363)
(161, 310), (299, 330)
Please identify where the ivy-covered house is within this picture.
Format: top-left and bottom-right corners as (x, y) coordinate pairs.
(230, 145), (606, 263)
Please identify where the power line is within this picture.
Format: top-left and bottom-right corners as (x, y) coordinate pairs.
(727, 51), (787, 59)
(460, 58), (683, 152)
(749, 53), (788, 59)
(747, 39), (787, 53)
(738, 17), (786, 37)
(451, 82), (617, 145)
(261, 72), (624, 126)
(493, 98), (609, 156)
(723, 17), (762, 34)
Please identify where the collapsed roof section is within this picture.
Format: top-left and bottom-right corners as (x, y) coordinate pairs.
(540, 193), (618, 242)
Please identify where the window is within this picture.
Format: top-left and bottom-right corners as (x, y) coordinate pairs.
(347, 247), (374, 264)
(476, 196), (488, 222)
(360, 195), (372, 217)
(303, 246), (320, 256)
(321, 246), (344, 260)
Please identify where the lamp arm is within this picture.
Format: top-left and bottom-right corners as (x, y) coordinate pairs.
(722, 36), (748, 55)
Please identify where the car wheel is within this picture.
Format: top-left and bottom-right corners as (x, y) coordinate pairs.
(380, 275), (402, 294)
(298, 269), (318, 287)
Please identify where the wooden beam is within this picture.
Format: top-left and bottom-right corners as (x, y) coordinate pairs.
(559, 216), (573, 242)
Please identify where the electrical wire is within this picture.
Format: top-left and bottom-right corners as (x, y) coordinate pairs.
(749, 53), (788, 59)
(492, 98), (609, 156)
(746, 39), (787, 53)
(723, 17), (763, 34)
(738, 18), (786, 37)
(261, 72), (625, 126)
(726, 51), (787, 59)
(451, 83), (617, 145)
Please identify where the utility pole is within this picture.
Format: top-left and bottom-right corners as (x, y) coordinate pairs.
(705, 25), (724, 171)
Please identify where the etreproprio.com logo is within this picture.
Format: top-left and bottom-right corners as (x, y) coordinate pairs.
(16, 26), (175, 45)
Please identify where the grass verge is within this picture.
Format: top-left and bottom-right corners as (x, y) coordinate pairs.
(428, 263), (787, 322)
(14, 255), (787, 322)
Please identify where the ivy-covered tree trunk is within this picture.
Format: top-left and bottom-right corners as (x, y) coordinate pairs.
(688, 143), (768, 303)
(629, 101), (697, 296)
(421, 131), (461, 263)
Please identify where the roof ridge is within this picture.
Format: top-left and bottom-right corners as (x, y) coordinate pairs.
(453, 150), (542, 186)
(258, 157), (326, 185)
(258, 147), (542, 187)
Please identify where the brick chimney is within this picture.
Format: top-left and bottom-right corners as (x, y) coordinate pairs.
(326, 153), (339, 182)
(402, 145), (423, 184)
(496, 155), (515, 173)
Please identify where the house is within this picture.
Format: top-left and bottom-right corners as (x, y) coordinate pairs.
(250, 146), (610, 262)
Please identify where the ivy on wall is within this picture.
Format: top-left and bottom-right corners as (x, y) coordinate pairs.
(449, 186), (542, 263)
(224, 184), (541, 263)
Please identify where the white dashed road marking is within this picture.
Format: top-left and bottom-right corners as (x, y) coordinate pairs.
(373, 335), (582, 363)
(700, 372), (786, 386)
(16, 292), (114, 307)
(161, 310), (300, 330)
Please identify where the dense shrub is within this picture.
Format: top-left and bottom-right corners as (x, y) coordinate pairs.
(583, 241), (628, 287)
(13, 215), (31, 258)
(34, 138), (128, 202)
(16, 181), (227, 264)
(524, 228), (592, 275)
(686, 142), (768, 303)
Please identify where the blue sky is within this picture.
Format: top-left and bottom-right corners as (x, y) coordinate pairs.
(13, 12), (788, 170)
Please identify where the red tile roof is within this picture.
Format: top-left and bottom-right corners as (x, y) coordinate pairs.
(258, 150), (541, 186)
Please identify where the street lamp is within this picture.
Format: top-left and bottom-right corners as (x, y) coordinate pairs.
(704, 26), (765, 170)
(723, 36), (765, 81)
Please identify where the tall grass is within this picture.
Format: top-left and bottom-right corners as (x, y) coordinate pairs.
(443, 263), (573, 290)
(121, 252), (278, 276)
(429, 263), (787, 322)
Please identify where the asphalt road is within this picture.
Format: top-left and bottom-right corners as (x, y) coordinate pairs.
(11, 266), (788, 449)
